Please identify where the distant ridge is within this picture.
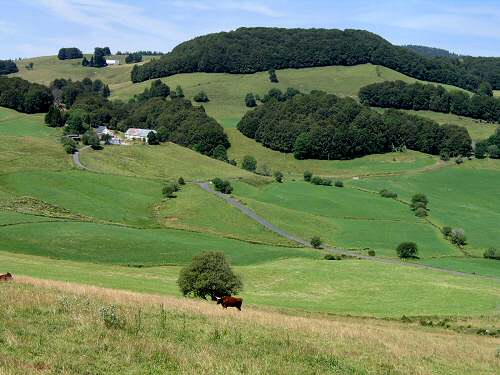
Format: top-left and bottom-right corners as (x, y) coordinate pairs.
(131, 27), (482, 91)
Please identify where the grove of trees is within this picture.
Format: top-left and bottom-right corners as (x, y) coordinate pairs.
(82, 47), (110, 68)
(475, 128), (500, 159)
(125, 52), (143, 64)
(237, 90), (472, 160)
(0, 77), (53, 113)
(131, 27), (485, 92)
(0, 60), (18, 75)
(57, 48), (83, 60)
(50, 79), (229, 158)
(359, 80), (500, 123)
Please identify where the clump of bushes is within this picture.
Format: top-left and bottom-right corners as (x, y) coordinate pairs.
(100, 305), (126, 329)
(274, 171), (283, 183)
(411, 193), (429, 217)
(442, 226), (452, 237)
(193, 91), (209, 102)
(324, 254), (343, 260)
(396, 242), (418, 259)
(212, 178), (233, 194)
(334, 180), (344, 188)
(178, 176), (185, 185)
(303, 170), (313, 182)
(367, 249), (376, 256)
(379, 189), (398, 198)
(241, 155), (257, 172)
(483, 248), (500, 260)
(61, 137), (77, 154)
(311, 236), (322, 249)
(311, 176), (332, 186)
(163, 182), (180, 198)
(450, 228), (467, 246)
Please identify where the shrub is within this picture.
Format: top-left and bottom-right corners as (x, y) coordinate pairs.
(379, 189), (398, 198)
(212, 178), (233, 194)
(245, 93), (257, 107)
(311, 176), (332, 186)
(268, 68), (278, 83)
(414, 207), (428, 217)
(442, 226), (452, 237)
(147, 131), (160, 145)
(241, 155), (257, 172)
(483, 248), (500, 260)
(177, 251), (242, 299)
(334, 180), (344, 188)
(311, 236), (322, 249)
(455, 156), (464, 164)
(412, 201), (427, 211)
(162, 183), (179, 198)
(440, 151), (450, 161)
(100, 305), (125, 329)
(257, 164), (272, 176)
(63, 141), (77, 154)
(212, 144), (228, 161)
(82, 130), (101, 150)
(303, 170), (313, 182)
(324, 254), (342, 260)
(274, 171), (283, 183)
(193, 91), (209, 102)
(396, 242), (418, 259)
(450, 228), (467, 246)
(368, 249), (376, 256)
(411, 193), (428, 208)
(178, 177), (185, 185)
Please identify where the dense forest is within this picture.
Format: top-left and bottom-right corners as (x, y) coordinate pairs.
(0, 77), (53, 113)
(57, 48), (83, 60)
(131, 27), (484, 91)
(359, 81), (500, 123)
(402, 45), (460, 59)
(0, 60), (18, 75)
(237, 90), (472, 160)
(48, 79), (229, 157)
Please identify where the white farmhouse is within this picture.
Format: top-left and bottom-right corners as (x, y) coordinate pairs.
(125, 128), (157, 142)
(105, 59), (120, 65)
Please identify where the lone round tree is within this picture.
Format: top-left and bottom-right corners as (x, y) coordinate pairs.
(396, 242), (418, 259)
(178, 251), (242, 300)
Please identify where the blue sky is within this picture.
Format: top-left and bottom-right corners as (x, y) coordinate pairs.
(1, 0), (500, 59)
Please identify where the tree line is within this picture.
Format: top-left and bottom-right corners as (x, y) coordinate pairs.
(131, 27), (484, 92)
(237, 90), (472, 160)
(57, 48), (83, 60)
(116, 50), (164, 56)
(82, 47), (111, 68)
(125, 53), (142, 64)
(359, 80), (500, 123)
(0, 60), (18, 75)
(47, 79), (229, 158)
(0, 77), (53, 113)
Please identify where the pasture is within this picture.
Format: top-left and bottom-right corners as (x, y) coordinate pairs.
(352, 164), (500, 257)
(1, 252), (499, 317)
(231, 180), (459, 259)
(2, 282), (498, 374)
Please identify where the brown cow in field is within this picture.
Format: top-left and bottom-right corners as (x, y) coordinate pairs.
(216, 296), (243, 311)
(0, 273), (13, 281)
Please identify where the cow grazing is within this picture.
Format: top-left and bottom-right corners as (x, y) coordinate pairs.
(0, 273), (13, 281)
(216, 296), (243, 311)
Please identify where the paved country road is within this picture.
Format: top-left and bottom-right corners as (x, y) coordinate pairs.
(197, 182), (500, 281)
(72, 146), (91, 170)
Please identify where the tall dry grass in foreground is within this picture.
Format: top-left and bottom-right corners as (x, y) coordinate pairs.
(0, 277), (498, 374)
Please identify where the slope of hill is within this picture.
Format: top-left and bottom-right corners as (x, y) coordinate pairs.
(2, 281), (498, 374)
(131, 27), (482, 92)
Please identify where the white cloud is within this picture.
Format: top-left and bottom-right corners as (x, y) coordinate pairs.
(37, 0), (186, 39)
(170, 0), (282, 17)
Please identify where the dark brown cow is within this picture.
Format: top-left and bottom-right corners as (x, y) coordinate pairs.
(216, 296), (243, 311)
(0, 273), (13, 281)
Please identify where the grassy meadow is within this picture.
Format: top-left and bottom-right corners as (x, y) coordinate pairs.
(1, 252), (499, 317)
(2, 281), (499, 375)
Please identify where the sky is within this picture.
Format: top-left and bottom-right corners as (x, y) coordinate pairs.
(2, 0), (500, 59)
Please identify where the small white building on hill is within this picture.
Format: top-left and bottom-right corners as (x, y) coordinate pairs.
(105, 59), (120, 65)
(125, 128), (157, 142)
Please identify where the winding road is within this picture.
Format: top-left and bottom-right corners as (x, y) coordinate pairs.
(71, 150), (499, 280)
(197, 182), (500, 280)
